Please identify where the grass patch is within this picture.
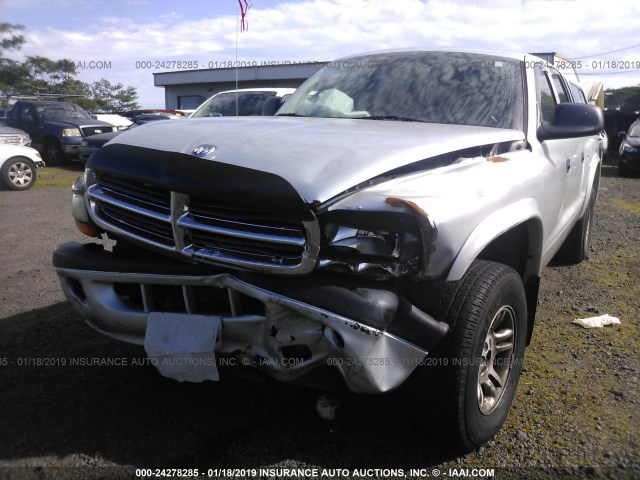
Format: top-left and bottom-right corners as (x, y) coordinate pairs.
(609, 197), (640, 216)
(34, 164), (84, 189)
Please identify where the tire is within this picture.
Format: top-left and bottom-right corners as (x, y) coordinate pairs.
(44, 139), (64, 166)
(433, 261), (527, 451)
(1, 157), (37, 191)
(555, 198), (594, 265)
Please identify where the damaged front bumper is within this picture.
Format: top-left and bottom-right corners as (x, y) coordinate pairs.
(53, 242), (448, 393)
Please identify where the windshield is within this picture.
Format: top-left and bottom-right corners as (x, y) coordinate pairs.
(278, 52), (525, 130)
(36, 104), (92, 121)
(629, 124), (640, 137)
(191, 91), (277, 117)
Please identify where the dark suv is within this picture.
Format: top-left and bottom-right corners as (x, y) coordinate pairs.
(618, 118), (640, 176)
(6, 101), (116, 165)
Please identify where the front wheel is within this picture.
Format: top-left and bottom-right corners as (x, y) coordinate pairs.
(44, 139), (64, 166)
(1, 157), (37, 190)
(437, 261), (527, 450)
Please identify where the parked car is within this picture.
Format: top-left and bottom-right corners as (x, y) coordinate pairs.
(93, 114), (132, 130)
(118, 109), (187, 122)
(131, 113), (184, 124)
(190, 88), (295, 117)
(6, 101), (116, 165)
(55, 49), (603, 450)
(0, 144), (45, 190)
(77, 125), (138, 162)
(618, 118), (640, 176)
(0, 126), (32, 146)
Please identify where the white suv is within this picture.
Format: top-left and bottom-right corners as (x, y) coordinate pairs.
(190, 88), (295, 117)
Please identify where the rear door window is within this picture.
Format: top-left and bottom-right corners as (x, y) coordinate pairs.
(550, 72), (570, 103)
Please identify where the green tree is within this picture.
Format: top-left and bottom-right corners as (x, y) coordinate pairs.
(605, 87), (640, 113)
(0, 23), (28, 106)
(24, 56), (77, 87)
(90, 78), (139, 111)
(58, 79), (99, 111)
(1, 24), (140, 112)
(0, 23), (25, 54)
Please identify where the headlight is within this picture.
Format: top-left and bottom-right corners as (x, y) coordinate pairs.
(319, 217), (422, 277)
(621, 143), (637, 153)
(61, 128), (82, 137)
(71, 171), (99, 238)
(71, 174), (89, 224)
(84, 168), (98, 188)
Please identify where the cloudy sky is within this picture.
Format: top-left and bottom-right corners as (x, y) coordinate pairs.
(2, 0), (639, 107)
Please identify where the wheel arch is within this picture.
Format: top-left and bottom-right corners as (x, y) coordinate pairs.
(43, 134), (62, 146)
(445, 200), (544, 344)
(2, 155), (37, 164)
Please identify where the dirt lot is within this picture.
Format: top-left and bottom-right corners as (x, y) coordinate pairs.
(0, 163), (638, 480)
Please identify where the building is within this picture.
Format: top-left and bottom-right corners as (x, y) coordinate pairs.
(154, 62), (327, 110)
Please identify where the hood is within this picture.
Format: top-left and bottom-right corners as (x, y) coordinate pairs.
(108, 116), (525, 203)
(85, 130), (123, 145)
(46, 118), (114, 129)
(0, 126), (29, 136)
(0, 144), (40, 159)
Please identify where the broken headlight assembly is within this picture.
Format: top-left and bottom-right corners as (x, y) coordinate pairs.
(318, 212), (422, 277)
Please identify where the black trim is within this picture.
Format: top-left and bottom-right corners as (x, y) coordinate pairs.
(88, 144), (315, 221)
(53, 242), (223, 276)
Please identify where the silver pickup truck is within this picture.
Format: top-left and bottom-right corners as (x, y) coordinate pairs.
(54, 48), (604, 450)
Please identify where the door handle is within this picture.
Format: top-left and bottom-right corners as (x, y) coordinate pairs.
(566, 158), (571, 173)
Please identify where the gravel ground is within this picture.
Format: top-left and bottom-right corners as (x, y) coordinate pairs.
(0, 163), (638, 480)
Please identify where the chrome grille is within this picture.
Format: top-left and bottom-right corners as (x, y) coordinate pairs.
(98, 175), (171, 216)
(82, 126), (114, 136)
(0, 135), (22, 145)
(100, 203), (175, 247)
(181, 197), (306, 266)
(87, 173), (319, 273)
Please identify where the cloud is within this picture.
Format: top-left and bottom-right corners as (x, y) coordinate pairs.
(6, 0), (640, 106)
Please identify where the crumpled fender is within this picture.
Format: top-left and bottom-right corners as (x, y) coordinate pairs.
(446, 198), (543, 281)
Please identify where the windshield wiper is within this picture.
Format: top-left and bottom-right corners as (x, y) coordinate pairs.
(275, 113), (308, 117)
(360, 115), (425, 122)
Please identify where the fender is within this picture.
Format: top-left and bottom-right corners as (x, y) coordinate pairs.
(446, 198), (543, 281)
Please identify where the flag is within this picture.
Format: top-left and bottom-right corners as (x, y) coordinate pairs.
(238, 0), (252, 32)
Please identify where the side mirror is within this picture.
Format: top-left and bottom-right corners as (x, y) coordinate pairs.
(537, 103), (604, 142)
(618, 131), (626, 139)
(262, 96), (284, 116)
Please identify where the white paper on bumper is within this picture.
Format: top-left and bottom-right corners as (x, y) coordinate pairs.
(144, 312), (221, 382)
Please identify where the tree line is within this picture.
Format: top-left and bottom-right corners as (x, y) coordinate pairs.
(604, 87), (640, 113)
(0, 23), (139, 112)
